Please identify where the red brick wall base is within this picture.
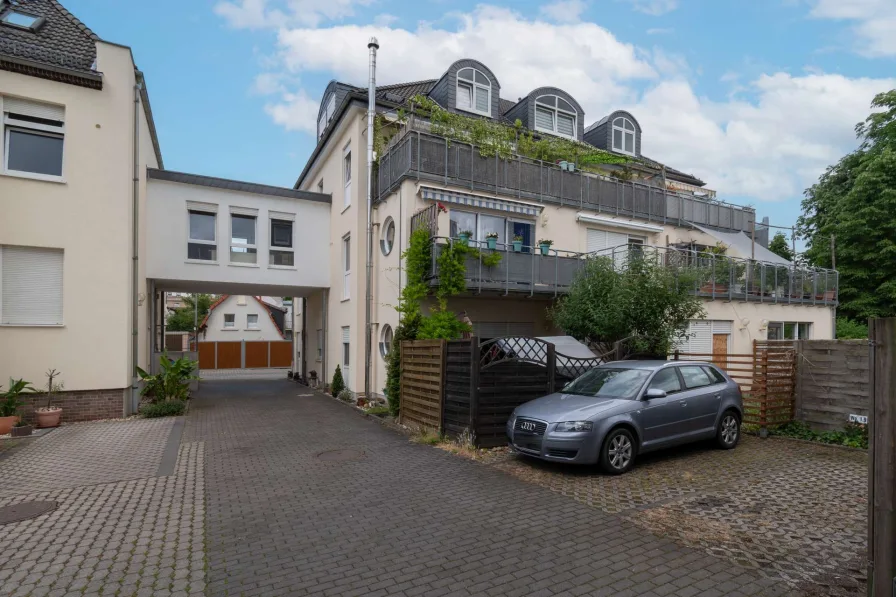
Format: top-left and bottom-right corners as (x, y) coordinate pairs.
(20, 388), (127, 424)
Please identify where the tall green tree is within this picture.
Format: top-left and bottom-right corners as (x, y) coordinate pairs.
(797, 90), (896, 320)
(768, 232), (794, 262)
(166, 294), (216, 332)
(550, 255), (705, 356)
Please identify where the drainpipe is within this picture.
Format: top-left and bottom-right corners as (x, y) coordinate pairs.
(130, 76), (142, 415)
(301, 297), (307, 379)
(364, 37), (379, 400)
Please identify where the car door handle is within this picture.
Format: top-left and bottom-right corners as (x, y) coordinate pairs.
(715, 394), (721, 400)
(679, 400), (687, 407)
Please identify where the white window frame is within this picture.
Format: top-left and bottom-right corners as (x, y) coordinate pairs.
(342, 326), (351, 371)
(342, 143), (352, 210)
(533, 95), (577, 139)
(342, 234), (351, 300)
(768, 321), (812, 340)
(456, 67), (491, 117)
(223, 313), (235, 329)
(379, 324), (393, 359)
(380, 217), (396, 256)
(318, 92), (336, 140)
(269, 213), (295, 268)
(246, 314), (259, 330)
(230, 211), (258, 265)
(449, 209), (538, 247)
(612, 116), (636, 156)
(1, 97), (66, 182)
(187, 207), (217, 263)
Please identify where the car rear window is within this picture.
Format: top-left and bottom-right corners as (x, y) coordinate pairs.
(678, 366), (714, 390)
(702, 366), (727, 384)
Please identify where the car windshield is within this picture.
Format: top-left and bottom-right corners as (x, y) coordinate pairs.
(561, 367), (652, 400)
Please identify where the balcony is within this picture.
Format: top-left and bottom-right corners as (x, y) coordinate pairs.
(377, 125), (755, 234)
(427, 238), (839, 306)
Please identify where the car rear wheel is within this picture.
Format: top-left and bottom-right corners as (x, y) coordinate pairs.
(716, 411), (740, 449)
(599, 428), (636, 474)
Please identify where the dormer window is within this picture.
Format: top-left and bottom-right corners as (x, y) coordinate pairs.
(1, 10), (42, 31)
(612, 116), (636, 156)
(456, 67), (490, 116)
(317, 92), (336, 141)
(534, 95), (577, 139)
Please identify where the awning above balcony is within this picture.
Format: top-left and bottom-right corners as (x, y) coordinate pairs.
(419, 186), (542, 217)
(576, 212), (664, 233)
(693, 224), (791, 265)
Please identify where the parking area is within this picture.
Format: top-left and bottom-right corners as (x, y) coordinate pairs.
(482, 434), (868, 595)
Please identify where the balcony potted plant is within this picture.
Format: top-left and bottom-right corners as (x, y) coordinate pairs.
(485, 232), (499, 250)
(699, 253), (729, 294)
(0, 378), (34, 436)
(537, 239), (553, 256)
(35, 369), (63, 429)
(512, 235), (523, 253)
(457, 230), (473, 246)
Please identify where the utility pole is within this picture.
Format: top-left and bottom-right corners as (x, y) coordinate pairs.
(193, 293), (198, 351)
(791, 226), (796, 262)
(830, 234), (836, 270)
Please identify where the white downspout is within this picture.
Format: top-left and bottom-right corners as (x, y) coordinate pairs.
(364, 37), (379, 400)
(130, 77), (143, 415)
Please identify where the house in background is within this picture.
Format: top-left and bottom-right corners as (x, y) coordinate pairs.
(200, 295), (287, 342)
(293, 57), (838, 398)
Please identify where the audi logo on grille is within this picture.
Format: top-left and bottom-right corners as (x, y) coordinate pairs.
(520, 421), (536, 432)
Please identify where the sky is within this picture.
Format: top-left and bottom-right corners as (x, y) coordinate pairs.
(68, 0), (895, 237)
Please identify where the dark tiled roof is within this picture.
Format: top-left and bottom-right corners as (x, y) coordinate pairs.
(376, 79), (435, 103)
(500, 98), (518, 115)
(0, 0), (101, 86)
(148, 168), (332, 203)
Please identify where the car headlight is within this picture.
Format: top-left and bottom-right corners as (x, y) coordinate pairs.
(554, 421), (593, 433)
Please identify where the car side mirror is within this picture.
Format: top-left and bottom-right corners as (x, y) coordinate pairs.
(644, 388), (667, 399)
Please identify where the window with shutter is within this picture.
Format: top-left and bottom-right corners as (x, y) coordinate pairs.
(455, 67), (491, 116)
(1, 246), (64, 325)
(533, 94), (577, 139)
(2, 97), (65, 178)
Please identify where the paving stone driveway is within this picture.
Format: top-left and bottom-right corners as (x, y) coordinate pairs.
(0, 419), (205, 597)
(188, 380), (799, 597)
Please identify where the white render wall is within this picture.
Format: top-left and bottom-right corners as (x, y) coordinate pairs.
(0, 42), (158, 393)
(146, 178), (331, 295)
(203, 296), (284, 342)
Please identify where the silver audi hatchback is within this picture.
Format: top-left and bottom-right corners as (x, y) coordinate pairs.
(507, 360), (743, 474)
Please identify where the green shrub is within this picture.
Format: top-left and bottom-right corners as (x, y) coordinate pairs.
(137, 355), (198, 403)
(330, 365), (345, 397)
(836, 317), (868, 339)
(140, 400), (186, 418)
(337, 389), (353, 402)
(365, 406), (390, 417)
(769, 420), (868, 449)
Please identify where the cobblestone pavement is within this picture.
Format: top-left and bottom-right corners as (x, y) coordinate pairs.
(0, 419), (205, 597)
(483, 434), (867, 595)
(188, 380), (800, 597)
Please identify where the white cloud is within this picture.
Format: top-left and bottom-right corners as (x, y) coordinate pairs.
(624, 0), (678, 16)
(215, 0), (372, 29)
(809, 0), (896, 57)
(646, 27), (673, 35)
(252, 72), (287, 95)
(539, 0), (587, 24)
(238, 3), (893, 211)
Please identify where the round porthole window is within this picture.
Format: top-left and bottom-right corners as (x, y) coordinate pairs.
(379, 324), (394, 358)
(380, 217), (395, 256)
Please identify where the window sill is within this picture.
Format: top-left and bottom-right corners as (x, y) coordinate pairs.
(185, 259), (219, 265)
(0, 170), (66, 184)
(220, 327), (238, 331)
(341, 204), (351, 214)
(341, 297), (350, 303)
(244, 328), (261, 331)
(0, 323), (65, 327)
(268, 265), (297, 270)
(228, 262), (260, 268)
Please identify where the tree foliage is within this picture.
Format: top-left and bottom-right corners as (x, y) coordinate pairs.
(330, 365), (345, 397)
(768, 232), (794, 262)
(797, 89), (896, 320)
(166, 294), (216, 332)
(550, 256), (705, 356)
(836, 317), (868, 339)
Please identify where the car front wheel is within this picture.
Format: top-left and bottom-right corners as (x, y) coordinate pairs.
(716, 411), (740, 449)
(599, 428), (636, 474)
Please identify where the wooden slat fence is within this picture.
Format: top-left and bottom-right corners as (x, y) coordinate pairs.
(443, 339), (474, 437)
(400, 340), (446, 430)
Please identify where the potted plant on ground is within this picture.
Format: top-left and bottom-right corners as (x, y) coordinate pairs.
(537, 239), (553, 256)
(0, 378), (34, 435)
(457, 230), (473, 246)
(485, 232), (499, 250)
(11, 419), (33, 437)
(35, 369), (63, 429)
(512, 235), (523, 252)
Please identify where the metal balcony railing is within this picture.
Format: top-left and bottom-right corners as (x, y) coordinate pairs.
(427, 238), (839, 306)
(377, 125), (756, 234)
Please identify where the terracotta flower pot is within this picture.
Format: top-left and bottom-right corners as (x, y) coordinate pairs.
(0, 416), (19, 435)
(35, 407), (62, 428)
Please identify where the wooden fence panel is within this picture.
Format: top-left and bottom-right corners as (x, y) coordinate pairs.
(477, 361), (552, 448)
(400, 340), (445, 430)
(444, 339), (474, 437)
(216, 342), (242, 369)
(269, 341), (293, 368)
(245, 341), (269, 368)
(795, 340), (869, 430)
(751, 340), (797, 427)
(198, 342), (216, 369)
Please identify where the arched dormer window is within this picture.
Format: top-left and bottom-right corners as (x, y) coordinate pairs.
(534, 95), (577, 138)
(456, 67), (491, 116)
(612, 116), (636, 155)
(317, 92), (336, 140)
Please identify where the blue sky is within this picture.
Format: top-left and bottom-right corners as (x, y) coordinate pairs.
(69, 0), (894, 238)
